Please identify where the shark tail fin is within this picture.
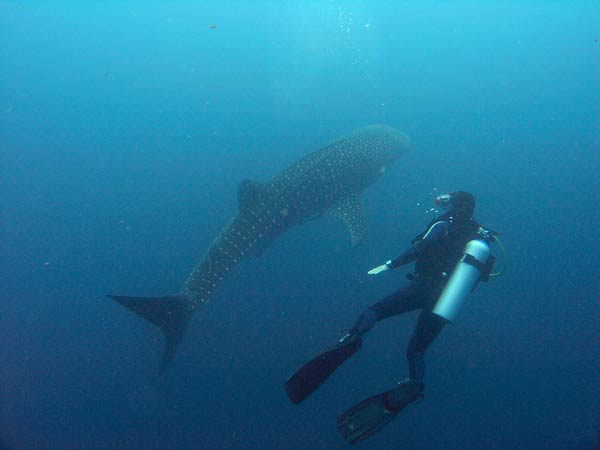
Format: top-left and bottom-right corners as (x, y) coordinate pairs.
(107, 293), (191, 371)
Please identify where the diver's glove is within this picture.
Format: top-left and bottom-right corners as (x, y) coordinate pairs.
(367, 260), (392, 275)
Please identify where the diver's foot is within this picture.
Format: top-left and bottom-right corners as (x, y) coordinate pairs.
(337, 330), (361, 347)
(383, 378), (424, 412)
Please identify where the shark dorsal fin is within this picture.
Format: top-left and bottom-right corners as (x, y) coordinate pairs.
(237, 180), (267, 212)
(329, 193), (366, 247)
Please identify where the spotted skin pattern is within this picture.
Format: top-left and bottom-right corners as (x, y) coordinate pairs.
(183, 124), (410, 310)
(109, 124), (409, 370)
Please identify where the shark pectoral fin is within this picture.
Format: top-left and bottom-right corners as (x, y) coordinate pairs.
(329, 193), (366, 247)
(107, 294), (191, 371)
(237, 179), (268, 213)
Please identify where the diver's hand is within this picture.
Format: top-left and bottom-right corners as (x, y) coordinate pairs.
(368, 260), (392, 275)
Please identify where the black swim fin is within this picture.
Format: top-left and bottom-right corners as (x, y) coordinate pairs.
(285, 333), (362, 404)
(337, 379), (424, 445)
(107, 294), (191, 371)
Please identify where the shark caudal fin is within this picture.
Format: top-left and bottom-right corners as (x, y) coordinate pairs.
(107, 294), (191, 371)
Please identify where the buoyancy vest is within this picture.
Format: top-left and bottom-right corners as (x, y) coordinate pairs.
(412, 211), (481, 279)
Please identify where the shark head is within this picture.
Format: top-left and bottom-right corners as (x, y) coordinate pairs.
(342, 124), (411, 183)
(370, 124), (411, 165)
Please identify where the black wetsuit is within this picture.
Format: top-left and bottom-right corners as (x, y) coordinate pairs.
(351, 211), (481, 383)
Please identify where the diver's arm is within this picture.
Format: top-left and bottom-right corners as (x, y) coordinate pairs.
(389, 221), (449, 269)
(368, 221), (449, 275)
(387, 247), (418, 269)
(368, 250), (415, 275)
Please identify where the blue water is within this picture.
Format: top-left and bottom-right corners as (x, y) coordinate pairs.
(1, 2), (599, 449)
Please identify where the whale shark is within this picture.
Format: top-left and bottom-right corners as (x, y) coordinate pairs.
(108, 124), (410, 370)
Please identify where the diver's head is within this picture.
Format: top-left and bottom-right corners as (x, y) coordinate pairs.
(435, 191), (475, 216)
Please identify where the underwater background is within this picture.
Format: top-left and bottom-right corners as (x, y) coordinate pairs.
(1, 2), (599, 449)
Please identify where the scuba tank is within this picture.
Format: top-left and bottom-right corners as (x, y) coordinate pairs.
(432, 234), (497, 323)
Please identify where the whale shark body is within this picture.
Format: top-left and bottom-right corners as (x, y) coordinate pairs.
(109, 124), (410, 370)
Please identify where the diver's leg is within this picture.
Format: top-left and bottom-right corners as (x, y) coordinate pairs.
(320, 282), (425, 395)
(335, 281), (424, 365)
(406, 310), (445, 382)
(351, 281), (425, 336)
(380, 311), (444, 411)
(285, 282), (425, 404)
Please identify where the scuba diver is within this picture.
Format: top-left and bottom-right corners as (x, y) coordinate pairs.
(284, 191), (502, 444)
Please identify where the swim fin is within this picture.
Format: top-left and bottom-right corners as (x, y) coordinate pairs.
(285, 333), (362, 404)
(337, 379), (424, 445)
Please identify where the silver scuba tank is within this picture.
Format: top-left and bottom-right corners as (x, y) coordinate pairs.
(432, 239), (491, 322)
